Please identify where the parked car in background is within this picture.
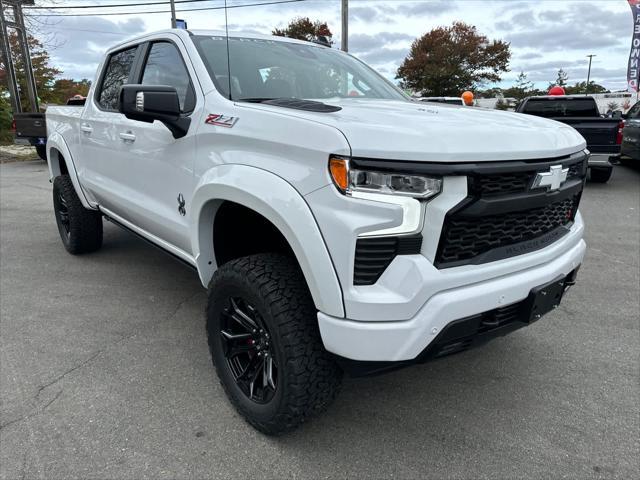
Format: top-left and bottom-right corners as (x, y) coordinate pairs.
(621, 101), (640, 162)
(12, 112), (47, 160)
(515, 95), (622, 183)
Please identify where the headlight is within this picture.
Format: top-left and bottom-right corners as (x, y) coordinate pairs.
(329, 156), (442, 199)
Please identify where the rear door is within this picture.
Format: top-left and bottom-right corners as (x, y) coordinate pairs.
(105, 39), (200, 254)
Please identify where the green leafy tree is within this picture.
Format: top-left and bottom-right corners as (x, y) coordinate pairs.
(272, 17), (333, 44)
(606, 101), (620, 112)
(548, 68), (569, 90)
(397, 22), (511, 96)
(0, 32), (61, 110)
(564, 81), (608, 95)
(502, 71), (534, 100)
(49, 78), (91, 105)
(0, 94), (13, 144)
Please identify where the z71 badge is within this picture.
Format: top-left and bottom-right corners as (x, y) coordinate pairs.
(205, 114), (239, 128)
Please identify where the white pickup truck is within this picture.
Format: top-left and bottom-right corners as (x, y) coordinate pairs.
(46, 29), (587, 435)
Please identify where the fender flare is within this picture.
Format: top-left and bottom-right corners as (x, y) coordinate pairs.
(46, 132), (96, 210)
(190, 164), (344, 318)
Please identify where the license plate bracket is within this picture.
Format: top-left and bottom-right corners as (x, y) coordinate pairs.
(524, 275), (567, 323)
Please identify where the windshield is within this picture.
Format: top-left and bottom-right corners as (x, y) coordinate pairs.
(192, 35), (407, 102)
(522, 98), (600, 118)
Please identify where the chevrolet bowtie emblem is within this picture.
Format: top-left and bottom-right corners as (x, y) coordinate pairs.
(532, 165), (569, 191)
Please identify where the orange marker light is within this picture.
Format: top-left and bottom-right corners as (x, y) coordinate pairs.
(329, 157), (349, 192)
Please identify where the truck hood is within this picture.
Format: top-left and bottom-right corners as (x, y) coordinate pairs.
(243, 99), (586, 162)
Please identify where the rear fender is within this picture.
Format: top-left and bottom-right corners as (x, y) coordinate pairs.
(190, 164), (344, 318)
(46, 132), (96, 209)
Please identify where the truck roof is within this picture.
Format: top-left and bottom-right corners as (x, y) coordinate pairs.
(108, 28), (328, 52)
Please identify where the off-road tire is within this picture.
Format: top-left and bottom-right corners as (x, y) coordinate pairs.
(35, 145), (47, 162)
(53, 174), (103, 254)
(589, 167), (612, 183)
(206, 253), (343, 435)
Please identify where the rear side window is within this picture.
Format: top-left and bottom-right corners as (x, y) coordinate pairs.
(522, 99), (599, 118)
(97, 47), (138, 111)
(141, 42), (195, 112)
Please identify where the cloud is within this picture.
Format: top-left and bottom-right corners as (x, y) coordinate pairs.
(503, 3), (631, 51)
(46, 17), (147, 79)
(357, 47), (410, 66)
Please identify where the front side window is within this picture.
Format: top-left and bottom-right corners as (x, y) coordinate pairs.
(192, 36), (407, 102)
(141, 42), (195, 112)
(98, 46), (138, 110)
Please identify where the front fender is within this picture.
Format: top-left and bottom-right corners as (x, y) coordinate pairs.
(46, 132), (96, 209)
(190, 164), (344, 318)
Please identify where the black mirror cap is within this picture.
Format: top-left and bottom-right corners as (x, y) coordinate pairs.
(118, 84), (190, 139)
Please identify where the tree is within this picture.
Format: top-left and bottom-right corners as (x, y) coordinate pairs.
(272, 17), (333, 44)
(49, 78), (91, 105)
(0, 32), (61, 109)
(548, 68), (569, 89)
(556, 68), (569, 86)
(564, 81), (608, 95)
(606, 101), (620, 112)
(396, 22), (511, 96)
(502, 71), (534, 100)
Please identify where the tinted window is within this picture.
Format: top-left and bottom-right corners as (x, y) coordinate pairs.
(522, 98), (600, 118)
(142, 42), (194, 112)
(98, 47), (137, 110)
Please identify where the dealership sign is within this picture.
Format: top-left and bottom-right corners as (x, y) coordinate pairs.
(628, 0), (640, 91)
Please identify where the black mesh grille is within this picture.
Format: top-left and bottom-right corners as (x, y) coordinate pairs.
(437, 196), (577, 265)
(471, 157), (587, 196)
(354, 235), (422, 285)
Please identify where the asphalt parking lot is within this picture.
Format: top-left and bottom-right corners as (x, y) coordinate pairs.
(1, 159), (638, 479)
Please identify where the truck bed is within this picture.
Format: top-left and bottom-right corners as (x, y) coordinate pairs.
(549, 117), (620, 155)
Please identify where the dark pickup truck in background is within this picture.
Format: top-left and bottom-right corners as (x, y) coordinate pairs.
(13, 112), (47, 161)
(12, 96), (86, 162)
(515, 96), (622, 183)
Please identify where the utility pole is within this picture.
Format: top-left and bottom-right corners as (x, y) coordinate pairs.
(169, 0), (177, 28)
(585, 54), (596, 96)
(0, 0), (38, 113)
(341, 0), (348, 52)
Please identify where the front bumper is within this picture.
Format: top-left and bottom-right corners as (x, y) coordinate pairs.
(318, 236), (585, 363)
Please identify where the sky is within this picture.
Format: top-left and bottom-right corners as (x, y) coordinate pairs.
(25, 0), (633, 92)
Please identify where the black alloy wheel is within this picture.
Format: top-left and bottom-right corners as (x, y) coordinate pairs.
(220, 296), (277, 403)
(56, 189), (71, 238)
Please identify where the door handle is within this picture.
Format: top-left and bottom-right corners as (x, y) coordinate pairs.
(119, 131), (136, 142)
(80, 123), (93, 134)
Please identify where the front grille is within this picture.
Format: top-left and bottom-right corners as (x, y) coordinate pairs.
(435, 153), (586, 268)
(354, 235), (422, 285)
(471, 157), (586, 196)
(437, 196), (577, 265)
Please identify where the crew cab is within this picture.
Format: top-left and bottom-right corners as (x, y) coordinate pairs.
(515, 95), (622, 183)
(45, 30), (587, 435)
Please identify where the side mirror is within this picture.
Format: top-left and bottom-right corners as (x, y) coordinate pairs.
(118, 84), (190, 139)
(611, 110), (623, 119)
